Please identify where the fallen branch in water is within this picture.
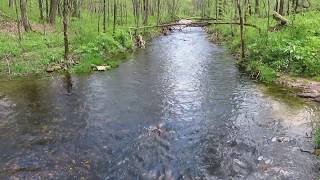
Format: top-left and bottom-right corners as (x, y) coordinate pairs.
(129, 21), (261, 33)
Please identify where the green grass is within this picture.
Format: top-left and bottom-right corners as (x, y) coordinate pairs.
(207, 11), (320, 83)
(0, 0), (170, 76)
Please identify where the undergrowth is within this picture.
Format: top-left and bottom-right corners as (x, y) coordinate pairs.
(207, 11), (320, 83)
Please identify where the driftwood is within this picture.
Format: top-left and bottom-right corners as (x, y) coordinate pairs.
(136, 35), (145, 48)
(273, 11), (289, 25)
(129, 21), (261, 33)
(188, 17), (223, 21)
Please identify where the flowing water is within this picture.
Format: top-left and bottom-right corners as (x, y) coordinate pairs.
(0, 28), (319, 179)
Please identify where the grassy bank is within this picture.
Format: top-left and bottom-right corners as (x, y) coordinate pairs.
(0, 0), (168, 77)
(0, 18), (162, 76)
(206, 11), (320, 83)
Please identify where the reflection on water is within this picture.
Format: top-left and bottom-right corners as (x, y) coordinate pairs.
(63, 72), (73, 95)
(0, 28), (319, 179)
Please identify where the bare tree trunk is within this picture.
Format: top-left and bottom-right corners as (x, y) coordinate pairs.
(255, 0), (259, 14)
(72, 0), (81, 17)
(157, 0), (160, 25)
(108, 0), (110, 27)
(63, 0), (69, 60)
(279, 0), (285, 15)
(275, 0), (279, 12)
(9, 0), (15, 7)
(215, 0), (218, 19)
(103, 0), (106, 32)
(46, 0), (49, 19)
(20, 0), (32, 32)
(143, 0), (149, 25)
(287, 0), (290, 14)
(113, 0), (117, 34)
(237, 0), (245, 59)
(49, 0), (59, 24)
(14, 0), (22, 41)
(38, 0), (44, 20)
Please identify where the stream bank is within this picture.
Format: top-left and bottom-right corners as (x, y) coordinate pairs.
(204, 12), (320, 149)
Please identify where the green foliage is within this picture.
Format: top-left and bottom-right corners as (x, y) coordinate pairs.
(208, 11), (320, 81)
(71, 55), (104, 73)
(113, 30), (133, 49)
(246, 61), (278, 83)
(73, 31), (132, 74)
(81, 32), (132, 54)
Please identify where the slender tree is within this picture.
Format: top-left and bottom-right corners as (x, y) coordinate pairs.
(113, 0), (117, 34)
(20, 0), (32, 32)
(103, 0), (107, 32)
(63, 0), (69, 60)
(237, 0), (245, 59)
(49, 0), (59, 24)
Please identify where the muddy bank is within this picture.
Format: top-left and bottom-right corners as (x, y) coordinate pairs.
(277, 76), (320, 103)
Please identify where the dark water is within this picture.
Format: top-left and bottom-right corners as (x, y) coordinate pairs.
(0, 28), (319, 179)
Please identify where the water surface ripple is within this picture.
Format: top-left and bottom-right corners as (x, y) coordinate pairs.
(0, 28), (319, 179)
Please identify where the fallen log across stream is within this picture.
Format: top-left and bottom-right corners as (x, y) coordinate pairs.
(129, 21), (261, 33)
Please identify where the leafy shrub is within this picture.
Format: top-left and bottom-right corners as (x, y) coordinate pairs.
(113, 30), (133, 49)
(76, 31), (133, 57)
(247, 61), (278, 83)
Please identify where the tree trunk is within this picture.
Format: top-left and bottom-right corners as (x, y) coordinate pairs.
(46, 0), (49, 19)
(49, 0), (59, 24)
(237, 0), (245, 59)
(255, 0), (259, 14)
(275, 0), (279, 12)
(113, 0), (117, 34)
(72, 0), (81, 17)
(9, 0), (15, 7)
(103, 0), (106, 32)
(20, 0), (32, 32)
(63, 0), (69, 60)
(14, 0), (22, 41)
(279, 0), (285, 15)
(157, 0), (160, 25)
(143, 0), (149, 25)
(38, 0), (44, 20)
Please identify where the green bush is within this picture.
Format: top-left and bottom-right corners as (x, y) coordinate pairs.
(76, 31), (133, 57)
(247, 61), (278, 83)
(113, 30), (133, 49)
(209, 11), (320, 81)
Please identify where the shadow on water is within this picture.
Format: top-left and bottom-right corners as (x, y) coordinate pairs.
(0, 27), (319, 179)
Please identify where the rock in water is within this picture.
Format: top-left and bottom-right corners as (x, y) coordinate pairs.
(96, 66), (106, 71)
(94, 65), (111, 71)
